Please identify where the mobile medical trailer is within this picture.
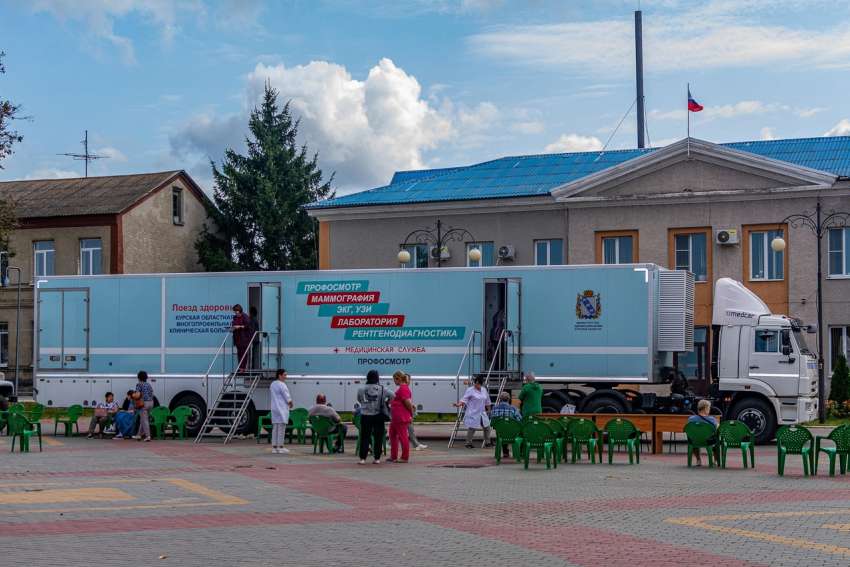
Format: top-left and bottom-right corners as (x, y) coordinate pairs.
(33, 263), (816, 443)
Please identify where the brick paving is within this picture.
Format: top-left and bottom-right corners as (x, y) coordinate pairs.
(1, 426), (848, 566)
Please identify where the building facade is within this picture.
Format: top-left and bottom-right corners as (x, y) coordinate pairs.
(306, 137), (850, 395)
(0, 170), (209, 393)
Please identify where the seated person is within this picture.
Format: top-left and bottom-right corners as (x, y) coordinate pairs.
(687, 399), (719, 467)
(87, 392), (119, 439)
(490, 391), (522, 457)
(109, 390), (138, 439)
(308, 394), (348, 452)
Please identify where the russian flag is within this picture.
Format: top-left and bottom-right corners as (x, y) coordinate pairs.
(688, 89), (704, 112)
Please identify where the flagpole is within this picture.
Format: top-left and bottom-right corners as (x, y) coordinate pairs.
(687, 82), (690, 158)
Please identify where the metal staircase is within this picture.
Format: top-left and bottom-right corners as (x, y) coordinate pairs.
(194, 331), (264, 444)
(448, 329), (519, 448)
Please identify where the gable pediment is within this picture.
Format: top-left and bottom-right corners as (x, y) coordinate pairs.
(550, 138), (837, 200)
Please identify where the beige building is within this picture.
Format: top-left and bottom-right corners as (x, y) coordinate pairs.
(0, 171), (209, 394)
(306, 137), (850, 395)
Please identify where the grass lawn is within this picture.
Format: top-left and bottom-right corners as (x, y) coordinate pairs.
(803, 417), (850, 426)
(18, 401), (95, 421)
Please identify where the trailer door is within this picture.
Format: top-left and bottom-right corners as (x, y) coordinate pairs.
(37, 288), (90, 371)
(506, 278), (522, 373)
(261, 283), (281, 369)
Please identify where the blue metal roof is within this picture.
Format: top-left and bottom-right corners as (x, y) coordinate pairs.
(307, 136), (850, 209)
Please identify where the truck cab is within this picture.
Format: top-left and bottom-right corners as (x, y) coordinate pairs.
(712, 278), (818, 443)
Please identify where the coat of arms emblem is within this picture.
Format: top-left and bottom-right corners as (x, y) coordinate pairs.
(575, 289), (602, 320)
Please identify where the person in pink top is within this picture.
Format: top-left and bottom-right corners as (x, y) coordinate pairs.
(387, 370), (414, 463)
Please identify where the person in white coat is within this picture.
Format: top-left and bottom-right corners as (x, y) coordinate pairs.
(452, 376), (493, 449)
(270, 368), (293, 453)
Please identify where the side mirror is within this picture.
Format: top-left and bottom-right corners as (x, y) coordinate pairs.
(806, 324), (818, 334)
(782, 345), (791, 356)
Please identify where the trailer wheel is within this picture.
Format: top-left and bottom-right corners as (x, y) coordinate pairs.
(541, 397), (564, 413)
(583, 396), (626, 414)
(730, 398), (776, 444)
(172, 393), (206, 438)
(218, 401), (257, 438)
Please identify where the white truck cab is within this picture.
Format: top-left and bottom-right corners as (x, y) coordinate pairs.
(712, 278), (818, 443)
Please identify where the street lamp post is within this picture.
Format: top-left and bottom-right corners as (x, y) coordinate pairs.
(397, 220), (480, 267)
(771, 201), (850, 424)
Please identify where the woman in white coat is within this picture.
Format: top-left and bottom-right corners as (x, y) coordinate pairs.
(452, 376), (493, 449)
(270, 368), (293, 453)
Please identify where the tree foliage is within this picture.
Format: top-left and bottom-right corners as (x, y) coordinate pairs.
(196, 83), (334, 271)
(829, 353), (850, 405)
(0, 52), (25, 170)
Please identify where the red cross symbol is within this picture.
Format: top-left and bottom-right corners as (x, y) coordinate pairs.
(333, 348), (339, 353)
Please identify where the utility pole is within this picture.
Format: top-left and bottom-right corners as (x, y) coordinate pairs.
(635, 10), (645, 149)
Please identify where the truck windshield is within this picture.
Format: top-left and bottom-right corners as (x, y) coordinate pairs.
(792, 328), (813, 356)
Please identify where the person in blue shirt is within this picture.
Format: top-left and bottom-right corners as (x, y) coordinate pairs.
(686, 399), (718, 466)
(490, 392), (521, 457)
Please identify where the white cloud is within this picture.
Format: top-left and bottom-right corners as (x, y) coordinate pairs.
(169, 58), (503, 194)
(796, 107), (825, 118)
(544, 134), (603, 154)
(468, 5), (850, 74)
(94, 146), (129, 162)
(650, 101), (788, 121)
(24, 168), (82, 180)
(759, 126), (778, 140)
(510, 121), (545, 134)
(825, 119), (850, 137)
(650, 137), (680, 147)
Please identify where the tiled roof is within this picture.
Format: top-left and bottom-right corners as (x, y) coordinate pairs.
(0, 171), (186, 218)
(307, 136), (850, 210)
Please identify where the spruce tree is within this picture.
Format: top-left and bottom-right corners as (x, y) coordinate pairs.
(829, 353), (850, 405)
(196, 84), (334, 271)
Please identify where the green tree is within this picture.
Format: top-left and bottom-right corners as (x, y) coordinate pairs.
(196, 84), (334, 271)
(0, 52), (26, 170)
(829, 353), (850, 405)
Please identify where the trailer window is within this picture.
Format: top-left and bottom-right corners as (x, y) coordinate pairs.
(754, 329), (779, 353)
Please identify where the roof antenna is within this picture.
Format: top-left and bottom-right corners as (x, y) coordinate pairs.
(58, 130), (107, 177)
(635, 9), (645, 149)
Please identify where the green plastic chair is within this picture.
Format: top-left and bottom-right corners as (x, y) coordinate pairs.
(257, 412), (274, 444)
(23, 403), (46, 423)
(604, 418), (640, 465)
(776, 424), (814, 477)
(9, 403), (25, 412)
(541, 417), (566, 463)
(309, 415), (344, 454)
(168, 406), (193, 440)
(289, 408), (313, 444)
(567, 418), (601, 464)
(9, 412), (42, 453)
(520, 420), (558, 470)
(148, 406), (171, 440)
(683, 421), (719, 468)
(490, 416), (523, 464)
(717, 420), (755, 470)
(353, 414), (387, 456)
(814, 423), (850, 477)
(54, 405), (84, 437)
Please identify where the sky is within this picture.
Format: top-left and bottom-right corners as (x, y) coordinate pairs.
(2, 0), (850, 196)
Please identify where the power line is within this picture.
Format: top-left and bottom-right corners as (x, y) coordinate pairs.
(57, 130), (107, 177)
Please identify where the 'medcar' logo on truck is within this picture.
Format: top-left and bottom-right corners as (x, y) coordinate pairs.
(726, 310), (755, 320)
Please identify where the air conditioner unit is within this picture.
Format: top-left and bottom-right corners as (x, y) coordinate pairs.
(497, 245), (515, 260)
(716, 229), (739, 245)
(429, 246), (450, 259)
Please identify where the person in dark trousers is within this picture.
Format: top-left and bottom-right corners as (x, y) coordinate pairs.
(249, 306), (262, 370)
(230, 304), (251, 372)
(356, 370), (395, 465)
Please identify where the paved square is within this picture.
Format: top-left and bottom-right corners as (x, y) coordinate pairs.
(2, 427), (848, 566)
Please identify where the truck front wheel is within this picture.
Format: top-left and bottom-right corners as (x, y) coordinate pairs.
(730, 398), (776, 444)
(583, 396), (626, 414)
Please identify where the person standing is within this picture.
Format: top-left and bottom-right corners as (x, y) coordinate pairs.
(270, 368), (293, 454)
(388, 371), (414, 463)
(132, 371), (154, 442)
(231, 304), (251, 372)
(518, 372), (543, 418)
(453, 376), (493, 449)
(405, 375), (426, 451)
(249, 306), (262, 370)
(356, 370), (395, 465)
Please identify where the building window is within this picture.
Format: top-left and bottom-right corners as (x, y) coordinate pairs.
(400, 245), (428, 269)
(830, 326), (850, 374)
(0, 322), (7, 367)
(602, 236), (633, 264)
(674, 233), (707, 282)
(535, 239), (563, 266)
(80, 239), (102, 276)
(828, 227), (850, 277)
(173, 188), (183, 225)
(34, 241), (55, 277)
(750, 230), (784, 281)
(468, 243), (494, 267)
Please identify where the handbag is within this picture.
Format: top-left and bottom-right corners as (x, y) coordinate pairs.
(94, 407), (108, 418)
(134, 396), (145, 409)
(379, 386), (392, 422)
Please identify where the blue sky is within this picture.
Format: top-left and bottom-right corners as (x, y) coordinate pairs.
(2, 0), (850, 195)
